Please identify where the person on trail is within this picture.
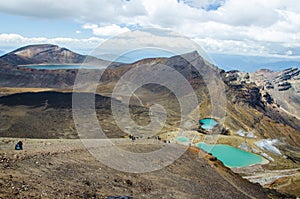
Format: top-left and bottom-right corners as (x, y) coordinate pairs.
(15, 141), (23, 150)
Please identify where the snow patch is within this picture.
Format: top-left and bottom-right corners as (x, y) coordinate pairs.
(260, 152), (274, 161)
(236, 130), (257, 138)
(239, 142), (249, 151)
(255, 139), (282, 156)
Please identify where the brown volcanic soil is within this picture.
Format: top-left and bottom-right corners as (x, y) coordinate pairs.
(0, 90), (184, 139)
(0, 138), (291, 199)
(0, 91), (149, 139)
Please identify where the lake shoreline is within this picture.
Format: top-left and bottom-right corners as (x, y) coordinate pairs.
(18, 64), (106, 70)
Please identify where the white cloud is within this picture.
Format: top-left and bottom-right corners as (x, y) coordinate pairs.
(286, 50), (293, 56)
(212, 0), (281, 27)
(179, 0), (225, 10)
(83, 24), (130, 37)
(0, 0), (300, 58)
(0, 33), (104, 53)
(0, 0), (147, 24)
(82, 23), (98, 30)
(97, 30), (199, 52)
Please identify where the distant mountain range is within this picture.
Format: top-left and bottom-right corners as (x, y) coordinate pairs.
(210, 53), (300, 72)
(1, 44), (299, 73)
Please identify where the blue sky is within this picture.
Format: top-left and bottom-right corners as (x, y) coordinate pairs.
(0, 0), (299, 71)
(0, 12), (96, 53)
(0, 13), (87, 38)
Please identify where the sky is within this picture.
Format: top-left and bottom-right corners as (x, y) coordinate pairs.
(0, 0), (300, 71)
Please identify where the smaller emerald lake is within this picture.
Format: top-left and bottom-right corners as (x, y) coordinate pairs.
(175, 136), (189, 143)
(22, 65), (103, 70)
(199, 118), (218, 130)
(197, 143), (265, 168)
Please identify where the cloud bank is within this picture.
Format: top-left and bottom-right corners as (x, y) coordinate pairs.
(0, 0), (299, 58)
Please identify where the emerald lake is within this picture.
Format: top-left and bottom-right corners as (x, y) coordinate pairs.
(199, 118), (218, 130)
(197, 143), (265, 168)
(175, 136), (190, 143)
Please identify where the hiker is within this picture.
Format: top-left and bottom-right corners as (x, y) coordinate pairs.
(15, 141), (23, 150)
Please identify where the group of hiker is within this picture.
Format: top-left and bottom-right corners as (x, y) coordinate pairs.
(129, 134), (137, 141)
(129, 134), (171, 143)
(129, 134), (162, 141)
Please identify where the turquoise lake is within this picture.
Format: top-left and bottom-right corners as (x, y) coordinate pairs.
(197, 143), (264, 168)
(199, 118), (218, 130)
(22, 65), (103, 70)
(175, 136), (189, 143)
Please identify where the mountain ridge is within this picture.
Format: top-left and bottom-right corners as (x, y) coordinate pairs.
(0, 44), (99, 66)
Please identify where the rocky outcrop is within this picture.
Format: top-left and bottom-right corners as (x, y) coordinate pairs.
(273, 68), (300, 91)
(265, 81), (274, 89)
(262, 91), (274, 104)
(233, 85), (266, 109)
(250, 67), (299, 116)
(274, 68), (300, 82)
(222, 70), (268, 110)
(277, 82), (292, 91)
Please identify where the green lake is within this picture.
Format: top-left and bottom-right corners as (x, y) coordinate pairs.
(197, 143), (265, 168)
(175, 136), (190, 143)
(199, 118), (218, 130)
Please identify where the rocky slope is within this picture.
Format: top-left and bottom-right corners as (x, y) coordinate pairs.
(250, 68), (300, 118)
(221, 69), (300, 146)
(0, 138), (291, 198)
(0, 91), (155, 139)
